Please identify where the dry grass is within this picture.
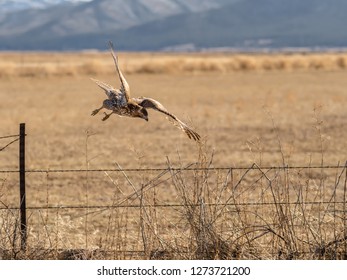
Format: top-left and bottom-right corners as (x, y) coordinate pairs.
(0, 52), (347, 259)
(0, 52), (347, 78)
(1, 148), (346, 260)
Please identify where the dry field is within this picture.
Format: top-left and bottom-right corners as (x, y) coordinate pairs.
(0, 52), (347, 259)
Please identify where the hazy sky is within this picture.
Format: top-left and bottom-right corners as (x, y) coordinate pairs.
(7, 0), (91, 3)
(1, 0), (93, 13)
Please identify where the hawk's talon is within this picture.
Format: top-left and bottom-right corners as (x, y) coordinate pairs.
(102, 112), (111, 121)
(91, 109), (100, 116)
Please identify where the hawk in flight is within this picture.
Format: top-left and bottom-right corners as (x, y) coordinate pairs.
(91, 42), (200, 141)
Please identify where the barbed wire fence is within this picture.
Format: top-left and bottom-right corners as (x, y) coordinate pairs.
(0, 123), (26, 253)
(0, 123), (347, 259)
(0, 135), (20, 152)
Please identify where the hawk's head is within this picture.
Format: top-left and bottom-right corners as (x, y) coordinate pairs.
(136, 107), (148, 122)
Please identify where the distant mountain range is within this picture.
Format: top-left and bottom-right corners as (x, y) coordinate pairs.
(1, 0), (347, 51)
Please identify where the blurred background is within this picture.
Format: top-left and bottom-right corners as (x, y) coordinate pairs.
(1, 0), (347, 51)
(1, 0), (347, 169)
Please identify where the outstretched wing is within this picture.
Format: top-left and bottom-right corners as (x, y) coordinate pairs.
(109, 41), (130, 101)
(90, 78), (116, 99)
(133, 97), (200, 141)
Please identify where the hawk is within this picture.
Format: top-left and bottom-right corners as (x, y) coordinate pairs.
(91, 42), (200, 141)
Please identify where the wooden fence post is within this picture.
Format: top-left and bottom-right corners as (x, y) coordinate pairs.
(19, 123), (27, 251)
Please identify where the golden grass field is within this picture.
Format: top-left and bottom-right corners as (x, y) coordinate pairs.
(0, 52), (347, 259)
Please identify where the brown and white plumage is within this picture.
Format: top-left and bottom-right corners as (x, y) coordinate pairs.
(132, 97), (200, 141)
(91, 41), (200, 142)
